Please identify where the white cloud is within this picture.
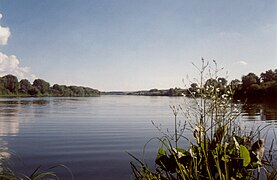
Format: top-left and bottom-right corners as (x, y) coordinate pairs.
(0, 52), (36, 81)
(0, 13), (11, 45)
(0, 13), (36, 81)
(237, 60), (248, 65)
(0, 26), (10, 45)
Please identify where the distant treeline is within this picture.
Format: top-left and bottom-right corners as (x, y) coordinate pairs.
(2, 68), (276, 99)
(0, 74), (100, 97)
(126, 88), (186, 96)
(187, 69), (277, 100)
(233, 69), (277, 100)
(127, 69), (277, 100)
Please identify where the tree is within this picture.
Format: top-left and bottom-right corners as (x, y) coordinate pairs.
(228, 79), (241, 93)
(0, 77), (9, 95)
(19, 79), (32, 94)
(167, 88), (182, 96)
(218, 77), (228, 87)
(84, 87), (100, 96)
(241, 73), (260, 89)
(0, 74), (100, 97)
(190, 83), (198, 89)
(2, 74), (19, 94)
(33, 79), (50, 95)
(150, 88), (158, 92)
(28, 86), (40, 96)
(204, 78), (218, 88)
(52, 84), (73, 96)
(260, 69), (277, 82)
(69, 86), (85, 96)
(230, 79), (240, 87)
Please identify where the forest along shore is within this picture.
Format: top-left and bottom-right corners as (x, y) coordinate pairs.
(104, 69), (277, 102)
(0, 74), (100, 97)
(1, 68), (277, 100)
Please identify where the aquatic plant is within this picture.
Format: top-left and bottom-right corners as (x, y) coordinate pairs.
(0, 163), (73, 180)
(0, 151), (73, 180)
(129, 59), (276, 179)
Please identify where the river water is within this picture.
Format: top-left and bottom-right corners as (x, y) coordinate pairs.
(0, 96), (276, 179)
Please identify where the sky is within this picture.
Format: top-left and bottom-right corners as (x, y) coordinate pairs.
(0, 0), (276, 91)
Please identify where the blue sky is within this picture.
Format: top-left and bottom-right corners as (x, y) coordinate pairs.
(0, 0), (276, 91)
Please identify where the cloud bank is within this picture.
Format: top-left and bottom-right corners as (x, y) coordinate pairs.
(0, 13), (36, 81)
(0, 52), (36, 80)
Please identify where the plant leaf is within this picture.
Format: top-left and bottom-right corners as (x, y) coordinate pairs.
(156, 147), (166, 161)
(175, 148), (188, 155)
(239, 145), (251, 167)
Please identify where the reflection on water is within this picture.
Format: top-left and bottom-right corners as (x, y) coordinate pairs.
(0, 98), (50, 172)
(0, 96), (275, 179)
(0, 99), (49, 105)
(262, 102), (277, 121)
(0, 139), (10, 172)
(242, 101), (277, 122)
(0, 140), (10, 159)
(0, 102), (20, 136)
(0, 98), (49, 136)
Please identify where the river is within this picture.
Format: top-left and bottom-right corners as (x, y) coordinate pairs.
(0, 96), (276, 179)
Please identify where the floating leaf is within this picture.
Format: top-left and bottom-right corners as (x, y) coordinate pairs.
(239, 145), (251, 167)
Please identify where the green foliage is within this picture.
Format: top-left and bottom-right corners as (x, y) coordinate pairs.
(167, 88), (184, 96)
(0, 164), (73, 180)
(242, 73), (260, 88)
(52, 84), (72, 96)
(51, 84), (100, 97)
(0, 145), (73, 180)
(186, 68), (277, 100)
(19, 79), (32, 94)
(0, 77), (9, 95)
(261, 69), (277, 82)
(33, 79), (50, 95)
(239, 145), (251, 167)
(129, 60), (276, 180)
(234, 69), (277, 100)
(1, 75), (19, 95)
(218, 77), (228, 87)
(0, 74), (100, 97)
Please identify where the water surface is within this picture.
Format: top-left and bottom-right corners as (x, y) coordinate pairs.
(0, 96), (276, 179)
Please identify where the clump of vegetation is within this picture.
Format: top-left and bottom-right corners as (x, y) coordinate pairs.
(234, 69), (277, 101)
(0, 166), (59, 180)
(127, 66), (277, 100)
(187, 67), (277, 101)
(129, 59), (276, 179)
(0, 74), (100, 97)
(0, 155), (73, 180)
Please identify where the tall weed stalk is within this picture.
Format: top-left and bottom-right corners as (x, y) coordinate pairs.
(129, 59), (276, 180)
